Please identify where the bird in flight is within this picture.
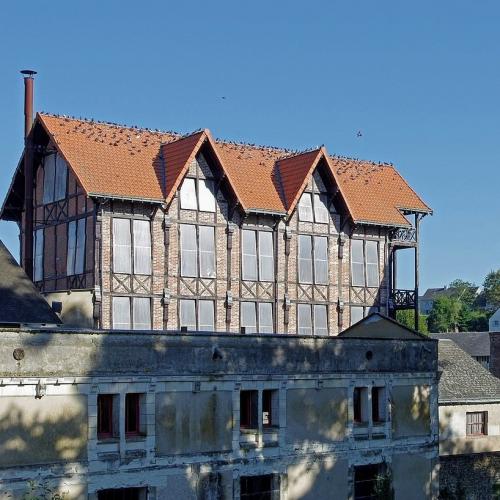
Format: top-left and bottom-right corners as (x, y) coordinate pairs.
(356, 130), (363, 137)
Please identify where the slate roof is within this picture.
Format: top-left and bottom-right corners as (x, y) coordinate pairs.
(421, 286), (480, 301)
(0, 241), (61, 325)
(437, 340), (500, 403)
(1, 113), (431, 227)
(430, 332), (490, 358)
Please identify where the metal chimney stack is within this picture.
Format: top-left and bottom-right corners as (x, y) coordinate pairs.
(21, 70), (37, 138)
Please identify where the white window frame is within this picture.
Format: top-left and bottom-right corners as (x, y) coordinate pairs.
(179, 299), (215, 331)
(240, 301), (274, 334)
(351, 239), (380, 288)
(179, 176), (216, 213)
(242, 229), (274, 282)
(180, 224), (216, 279)
(298, 192), (313, 222)
(297, 303), (328, 336)
(298, 235), (328, 285)
(112, 296), (152, 330)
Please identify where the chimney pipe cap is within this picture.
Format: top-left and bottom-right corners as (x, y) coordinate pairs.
(20, 69), (37, 77)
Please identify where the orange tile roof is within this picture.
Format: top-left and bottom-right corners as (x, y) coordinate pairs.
(31, 113), (431, 226)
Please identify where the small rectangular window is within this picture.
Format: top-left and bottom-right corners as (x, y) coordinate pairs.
(297, 304), (313, 335)
(240, 475), (279, 500)
(199, 226), (216, 278)
(97, 394), (116, 439)
(33, 228), (44, 281)
(353, 387), (369, 424)
(198, 179), (216, 212)
(180, 178), (197, 210)
(298, 235), (313, 284)
(42, 154), (56, 204)
(241, 302), (257, 334)
(351, 239), (365, 287)
(350, 306), (364, 325)
(180, 224), (198, 277)
(240, 390), (258, 429)
(313, 305), (328, 336)
(180, 299), (196, 330)
(112, 297), (131, 329)
(133, 297), (151, 330)
(54, 155), (67, 201)
(125, 393), (143, 437)
(198, 300), (215, 331)
(133, 220), (152, 275)
(365, 240), (379, 287)
(75, 218), (86, 275)
(466, 411), (488, 436)
(298, 193), (313, 222)
(259, 302), (274, 333)
(258, 231), (274, 281)
(98, 488), (145, 500)
(354, 464), (383, 500)
(113, 219), (132, 274)
(313, 193), (329, 223)
(372, 387), (386, 423)
(313, 236), (328, 284)
(242, 230), (258, 281)
(262, 390), (279, 428)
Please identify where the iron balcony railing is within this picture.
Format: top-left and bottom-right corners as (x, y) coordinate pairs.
(389, 227), (417, 245)
(389, 289), (416, 310)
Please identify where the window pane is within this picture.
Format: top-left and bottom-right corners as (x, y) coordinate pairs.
(365, 240), (379, 287)
(298, 192), (313, 222)
(298, 304), (312, 335)
(199, 226), (216, 278)
(198, 179), (216, 212)
(133, 220), (152, 275)
(42, 154), (56, 204)
(314, 305), (328, 336)
(133, 297), (151, 330)
(258, 231), (274, 281)
(180, 299), (196, 330)
(180, 178), (197, 210)
(66, 221), (76, 276)
(298, 235), (313, 284)
(75, 218), (86, 274)
(198, 300), (215, 331)
(54, 154), (67, 201)
(314, 236), (328, 284)
(113, 219), (132, 274)
(34, 229), (44, 281)
(350, 306), (364, 325)
(112, 297), (130, 329)
(313, 193), (329, 223)
(242, 230), (258, 281)
(180, 224), (198, 277)
(258, 303), (273, 333)
(241, 302), (257, 334)
(351, 240), (365, 287)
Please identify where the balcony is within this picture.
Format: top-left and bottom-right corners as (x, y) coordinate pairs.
(389, 289), (416, 310)
(389, 227), (417, 247)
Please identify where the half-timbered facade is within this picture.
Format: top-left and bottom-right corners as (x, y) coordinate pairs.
(1, 111), (431, 333)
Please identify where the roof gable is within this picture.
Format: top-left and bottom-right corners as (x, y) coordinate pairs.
(338, 313), (430, 340)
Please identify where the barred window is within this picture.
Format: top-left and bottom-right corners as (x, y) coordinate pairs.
(466, 411), (487, 436)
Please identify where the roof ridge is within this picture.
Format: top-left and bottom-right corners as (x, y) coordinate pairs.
(330, 154), (394, 167)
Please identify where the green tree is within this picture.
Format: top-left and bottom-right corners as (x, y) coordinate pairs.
(483, 270), (500, 310)
(427, 296), (461, 332)
(396, 310), (428, 334)
(448, 279), (477, 308)
(458, 307), (489, 332)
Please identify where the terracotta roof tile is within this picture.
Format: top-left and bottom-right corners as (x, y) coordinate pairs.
(31, 113), (431, 226)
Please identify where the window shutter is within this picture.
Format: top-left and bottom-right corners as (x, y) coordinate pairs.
(180, 178), (197, 210)
(113, 219), (132, 274)
(351, 240), (365, 287)
(198, 179), (216, 212)
(33, 229), (44, 281)
(133, 297), (151, 330)
(258, 231), (274, 281)
(365, 241), (379, 287)
(180, 224), (198, 277)
(313, 236), (328, 284)
(314, 304), (328, 336)
(133, 220), (152, 275)
(198, 300), (215, 331)
(54, 155), (67, 201)
(313, 194), (329, 223)
(242, 230), (258, 281)
(75, 218), (86, 275)
(42, 154), (56, 204)
(66, 221), (77, 276)
(258, 302), (273, 333)
(297, 304), (313, 335)
(241, 302), (257, 333)
(350, 306), (364, 325)
(199, 226), (216, 278)
(180, 299), (196, 330)
(112, 297), (131, 329)
(298, 235), (313, 284)
(298, 193), (313, 222)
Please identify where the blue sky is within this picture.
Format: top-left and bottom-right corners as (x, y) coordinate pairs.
(0, 0), (498, 291)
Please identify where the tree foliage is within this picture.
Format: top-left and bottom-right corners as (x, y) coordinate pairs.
(483, 270), (500, 310)
(396, 310), (428, 334)
(427, 296), (461, 332)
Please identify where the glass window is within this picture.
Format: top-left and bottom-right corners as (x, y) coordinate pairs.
(314, 305), (328, 336)
(241, 302), (257, 333)
(113, 219), (132, 274)
(313, 193), (329, 223)
(242, 230), (258, 281)
(54, 154), (67, 201)
(33, 228), (44, 281)
(198, 179), (216, 212)
(259, 302), (273, 333)
(180, 224), (198, 277)
(179, 178), (197, 210)
(133, 297), (151, 330)
(350, 306), (364, 325)
(42, 154), (56, 204)
(365, 240), (379, 287)
(198, 300), (215, 331)
(133, 220), (152, 275)
(298, 235), (313, 284)
(297, 304), (313, 335)
(180, 299), (196, 330)
(66, 221), (77, 276)
(351, 240), (365, 287)
(112, 297), (131, 329)
(298, 192), (313, 222)
(314, 236), (328, 284)
(67, 218), (86, 275)
(258, 231), (274, 281)
(199, 226), (216, 278)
